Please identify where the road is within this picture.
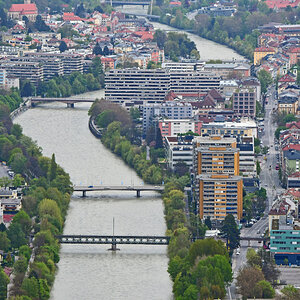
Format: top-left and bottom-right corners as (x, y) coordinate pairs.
(227, 84), (284, 299)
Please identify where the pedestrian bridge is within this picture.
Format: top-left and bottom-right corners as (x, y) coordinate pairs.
(30, 97), (95, 108)
(104, 0), (151, 5)
(56, 235), (170, 250)
(73, 185), (164, 197)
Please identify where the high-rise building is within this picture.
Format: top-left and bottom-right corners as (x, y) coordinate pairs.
(233, 87), (256, 118)
(193, 136), (243, 221)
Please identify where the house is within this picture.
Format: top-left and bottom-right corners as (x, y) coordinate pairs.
(277, 93), (299, 115)
(8, 0), (38, 22)
(0, 189), (22, 213)
(254, 47), (276, 65)
(278, 74), (296, 93)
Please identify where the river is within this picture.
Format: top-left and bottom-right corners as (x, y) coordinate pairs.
(116, 6), (244, 61)
(15, 89), (172, 300)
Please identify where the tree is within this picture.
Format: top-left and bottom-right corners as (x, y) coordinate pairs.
(103, 45), (109, 56)
(11, 124), (23, 139)
(6, 222), (27, 248)
(21, 81), (35, 97)
(221, 214), (240, 252)
(75, 3), (86, 18)
(22, 277), (39, 299)
(256, 160), (261, 175)
(190, 49), (200, 59)
(258, 69), (273, 94)
(34, 15), (50, 31)
(12, 174), (25, 187)
(254, 280), (275, 298)
(38, 198), (63, 226)
(246, 248), (262, 268)
(204, 217), (212, 229)
(0, 232), (10, 251)
(59, 41), (68, 53)
(12, 210), (31, 235)
(237, 266), (264, 298)
(154, 29), (167, 49)
(14, 256), (28, 274)
(10, 152), (27, 174)
(0, 268), (9, 300)
(93, 42), (103, 55)
(49, 153), (57, 182)
(281, 285), (300, 300)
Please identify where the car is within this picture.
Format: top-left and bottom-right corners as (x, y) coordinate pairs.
(257, 230), (260, 234)
(276, 165), (279, 170)
(236, 250), (240, 255)
(88, 185), (93, 188)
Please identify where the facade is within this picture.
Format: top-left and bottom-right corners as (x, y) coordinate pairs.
(105, 68), (170, 103)
(143, 102), (193, 132)
(162, 61), (205, 72)
(8, 0), (38, 21)
(159, 119), (202, 138)
(278, 97), (299, 115)
(165, 136), (194, 170)
(233, 88), (256, 118)
(193, 136), (243, 221)
(254, 47), (276, 65)
(6, 77), (20, 89)
(0, 69), (6, 88)
(203, 63), (251, 79)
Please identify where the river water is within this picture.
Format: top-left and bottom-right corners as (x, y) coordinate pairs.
(15, 90), (172, 300)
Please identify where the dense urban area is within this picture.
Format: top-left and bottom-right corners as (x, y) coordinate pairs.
(0, 0), (300, 299)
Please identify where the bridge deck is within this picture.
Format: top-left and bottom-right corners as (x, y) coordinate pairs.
(57, 235), (170, 245)
(31, 97), (95, 103)
(73, 185), (164, 192)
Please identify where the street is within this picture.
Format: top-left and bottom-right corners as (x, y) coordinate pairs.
(227, 84), (284, 299)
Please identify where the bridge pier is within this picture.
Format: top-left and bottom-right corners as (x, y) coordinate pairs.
(82, 190), (86, 197)
(67, 103), (75, 108)
(248, 240), (251, 247)
(136, 190), (141, 197)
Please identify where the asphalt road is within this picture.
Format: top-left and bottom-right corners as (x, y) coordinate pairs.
(0, 164), (10, 178)
(227, 84), (284, 299)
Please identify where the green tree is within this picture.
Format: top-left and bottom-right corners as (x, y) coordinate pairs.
(14, 256), (28, 274)
(246, 248), (262, 267)
(12, 174), (25, 187)
(12, 210), (31, 235)
(11, 124), (23, 139)
(49, 153), (57, 182)
(7, 222), (27, 248)
(0, 232), (10, 251)
(59, 41), (68, 53)
(258, 69), (273, 94)
(281, 285), (300, 300)
(93, 42), (102, 55)
(21, 81), (35, 97)
(221, 214), (240, 252)
(0, 267), (9, 300)
(256, 160), (261, 175)
(204, 216), (212, 229)
(10, 152), (27, 174)
(254, 280), (275, 298)
(22, 277), (39, 299)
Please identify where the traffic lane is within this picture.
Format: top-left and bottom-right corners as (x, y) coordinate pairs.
(0, 165), (10, 178)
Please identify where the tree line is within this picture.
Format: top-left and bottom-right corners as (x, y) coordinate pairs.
(0, 102), (72, 299)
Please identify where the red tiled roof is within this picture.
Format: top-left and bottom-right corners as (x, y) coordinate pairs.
(255, 47), (275, 52)
(286, 121), (300, 129)
(63, 12), (82, 21)
(278, 73), (296, 82)
(265, 0), (300, 9)
(170, 1), (182, 5)
(9, 3), (37, 13)
(3, 214), (14, 223)
(282, 144), (300, 151)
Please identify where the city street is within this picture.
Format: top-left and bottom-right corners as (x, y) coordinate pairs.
(227, 84), (284, 299)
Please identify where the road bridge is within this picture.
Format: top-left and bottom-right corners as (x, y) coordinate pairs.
(30, 97), (95, 108)
(104, 0), (151, 5)
(124, 13), (160, 19)
(56, 235), (170, 250)
(240, 236), (267, 247)
(73, 185), (164, 197)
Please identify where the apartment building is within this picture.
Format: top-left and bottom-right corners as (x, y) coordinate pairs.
(2, 61), (43, 86)
(105, 68), (170, 103)
(105, 68), (221, 103)
(193, 136), (243, 221)
(254, 47), (276, 65)
(233, 88), (256, 118)
(162, 61), (205, 72)
(203, 62), (251, 79)
(0, 69), (6, 87)
(143, 102), (193, 132)
(165, 136), (194, 170)
(159, 119), (202, 138)
(170, 71), (221, 95)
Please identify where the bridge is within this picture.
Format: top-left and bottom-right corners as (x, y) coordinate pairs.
(124, 12), (160, 19)
(30, 97), (95, 108)
(73, 185), (164, 197)
(240, 236), (267, 247)
(105, 0), (151, 6)
(56, 235), (170, 250)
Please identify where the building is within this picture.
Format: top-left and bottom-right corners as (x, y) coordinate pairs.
(105, 68), (221, 103)
(254, 47), (276, 65)
(6, 77), (20, 89)
(197, 4), (236, 17)
(0, 69), (6, 88)
(159, 119), (202, 139)
(278, 95), (299, 115)
(200, 119), (258, 138)
(203, 62), (251, 79)
(105, 68), (170, 103)
(165, 136), (194, 170)
(8, 0), (38, 22)
(0, 189), (22, 213)
(193, 136), (243, 221)
(162, 61), (205, 72)
(233, 88), (256, 118)
(143, 102), (193, 132)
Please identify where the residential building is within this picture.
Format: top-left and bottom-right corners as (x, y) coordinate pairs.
(0, 189), (22, 213)
(233, 88), (256, 118)
(0, 69), (6, 88)
(193, 136), (243, 221)
(165, 136), (194, 170)
(159, 119), (202, 138)
(278, 95), (299, 115)
(163, 61), (205, 72)
(254, 47), (276, 65)
(197, 4), (237, 17)
(203, 62), (251, 79)
(105, 68), (170, 103)
(6, 77), (20, 89)
(143, 101), (193, 132)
